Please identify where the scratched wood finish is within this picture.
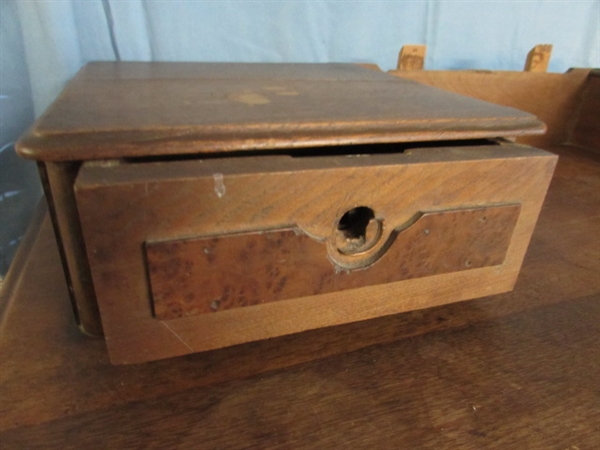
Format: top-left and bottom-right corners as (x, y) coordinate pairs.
(12, 62), (552, 345)
(0, 144), (599, 449)
(74, 144), (555, 364)
(38, 162), (102, 336)
(15, 62), (544, 161)
(148, 205), (519, 320)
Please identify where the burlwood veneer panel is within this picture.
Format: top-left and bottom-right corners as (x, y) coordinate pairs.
(147, 205), (519, 320)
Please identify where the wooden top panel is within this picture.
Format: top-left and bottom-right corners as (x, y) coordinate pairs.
(17, 62), (545, 161)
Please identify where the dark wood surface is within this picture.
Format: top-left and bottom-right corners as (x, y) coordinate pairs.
(1, 143), (598, 448)
(16, 62), (544, 161)
(572, 70), (600, 152)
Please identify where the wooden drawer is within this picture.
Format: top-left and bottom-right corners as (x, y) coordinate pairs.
(17, 62), (556, 364)
(74, 143), (555, 364)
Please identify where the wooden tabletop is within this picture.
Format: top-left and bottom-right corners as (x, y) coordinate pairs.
(1, 144), (599, 449)
(16, 62), (544, 161)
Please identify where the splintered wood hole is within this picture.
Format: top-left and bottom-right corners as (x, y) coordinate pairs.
(338, 206), (374, 238)
(336, 206), (381, 255)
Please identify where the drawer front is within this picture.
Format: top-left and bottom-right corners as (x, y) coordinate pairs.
(146, 205), (519, 321)
(75, 145), (556, 364)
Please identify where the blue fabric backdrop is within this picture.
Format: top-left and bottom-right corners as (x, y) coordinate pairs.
(1, 0), (599, 274)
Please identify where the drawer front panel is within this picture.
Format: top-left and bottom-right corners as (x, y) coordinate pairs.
(74, 145), (557, 364)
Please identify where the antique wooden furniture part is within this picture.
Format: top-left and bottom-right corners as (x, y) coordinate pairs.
(392, 44), (597, 151)
(2, 62), (598, 448)
(16, 62), (557, 364)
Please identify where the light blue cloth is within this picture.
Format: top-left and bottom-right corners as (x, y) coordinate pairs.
(1, 0), (599, 274)
(13, 0), (600, 116)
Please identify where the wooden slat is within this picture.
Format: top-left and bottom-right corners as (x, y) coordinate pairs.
(524, 44), (553, 72)
(397, 44), (426, 70)
(41, 162), (102, 336)
(16, 62), (544, 161)
(74, 144), (555, 364)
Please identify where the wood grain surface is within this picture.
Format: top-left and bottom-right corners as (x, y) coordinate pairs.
(390, 68), (591, 149)
(16, 62), (544, 161)
(147, 205), (519, 320)
(39, 162), (102, 336)
(0, 144), (598, 449)
(74, 144), (555, 364)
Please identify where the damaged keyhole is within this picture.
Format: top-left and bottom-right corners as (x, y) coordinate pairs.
(335, 206), (382, 255)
